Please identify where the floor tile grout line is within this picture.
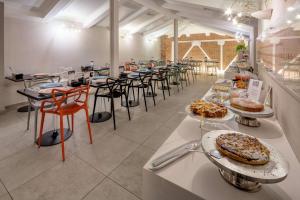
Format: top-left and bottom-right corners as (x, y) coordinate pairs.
(0, 154), (77, 195)
(107, 176), (143, 200)
(79, 175), (107, 200)
(0, 178), (13, 200)
(74, 144), (144, 200)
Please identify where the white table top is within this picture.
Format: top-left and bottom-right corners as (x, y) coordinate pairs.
(144, 101), (300, 200)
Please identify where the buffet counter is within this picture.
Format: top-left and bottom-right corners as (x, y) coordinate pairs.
(142, 87), (300, 200)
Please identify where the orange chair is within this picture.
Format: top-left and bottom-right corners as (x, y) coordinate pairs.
(38, 85), (92, 161)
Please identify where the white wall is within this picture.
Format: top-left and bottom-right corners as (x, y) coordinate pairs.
(1, 17), (160, 108)
(4, 17), (161, 75)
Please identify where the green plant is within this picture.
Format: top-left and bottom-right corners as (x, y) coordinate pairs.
(235, 44), (247, 53)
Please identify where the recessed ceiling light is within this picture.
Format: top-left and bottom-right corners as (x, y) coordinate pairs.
(227, 17), (232, 21)
(287, 20), (293, 24)
(287, 7), (295, 12)
(237, 12), (242, 17)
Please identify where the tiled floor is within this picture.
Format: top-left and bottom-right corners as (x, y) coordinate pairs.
(0, 75), (216, 200)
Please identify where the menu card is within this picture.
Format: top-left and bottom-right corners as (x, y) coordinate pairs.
(247, 79), (263, 102)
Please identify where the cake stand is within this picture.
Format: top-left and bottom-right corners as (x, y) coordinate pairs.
(228, 105), (274, 127)
(202, 130), (289, 192)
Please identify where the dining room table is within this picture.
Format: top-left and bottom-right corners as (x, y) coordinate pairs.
(6, 74), (59, 112)
(17, 85), (72, 146)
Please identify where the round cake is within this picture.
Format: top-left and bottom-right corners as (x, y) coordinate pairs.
(190, 99), (227, 118)
(216, 133), (270, 165)
(230, 98), (264, 112)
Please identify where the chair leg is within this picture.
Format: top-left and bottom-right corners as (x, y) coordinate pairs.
(180, 74), (184, 90)
(84, 107), (93, 144)
(59, 114), (65, 161)
(153, 80), (157, 94)
(166, 79), (171, 96)
(125, 93), (131, 120)
(38, 112), (45, 148)
(71, 114), (74, 133)
(161, 81), (166, 100)
(111, 97), (116, 130)
(150, 84), (156, 106)
(120, 86), (123, 103)
(137, 87), (140, 103)
(142, 87), (148, 112)
(91, 94), (98, 122)
(27, 102), (31, 130)
(132, 86), (136, 101)
(185, 73), (188, 86)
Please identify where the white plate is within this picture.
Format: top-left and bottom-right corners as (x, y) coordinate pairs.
(228, 105), (274, 118)
(185, 105), (235, 123)
(38, 87), (70, 94)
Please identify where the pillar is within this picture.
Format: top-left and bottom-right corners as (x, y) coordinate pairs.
(217, 40), (225, 70)
(110, 0), (119, 77)
(173, 19), (178, 64)
(249, 19), (258, 73)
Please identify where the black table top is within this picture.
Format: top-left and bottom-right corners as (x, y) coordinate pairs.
(6, 75), (34, 82)
(6, 75), (59, 82)
(93, 67), (110, 71)
(17, 88), (54, 101)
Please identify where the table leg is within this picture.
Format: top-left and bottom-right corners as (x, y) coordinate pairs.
(27, 100), (31, 131)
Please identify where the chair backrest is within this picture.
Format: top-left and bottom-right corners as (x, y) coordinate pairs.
(139, 73), (152, 85)
(105, 77), (119, 94)
(158, 69), (168, 79)
(51, 85), (90, 110)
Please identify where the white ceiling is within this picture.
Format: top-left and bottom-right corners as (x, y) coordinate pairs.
(4, 0), (262, 38)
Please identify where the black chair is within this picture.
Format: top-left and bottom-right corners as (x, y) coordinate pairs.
(178, 64), (190, 87)
(91, 78), (131, 130)
(152, 68), (170, 100)
(167, 66), (182, 92)
(131, 73), (156, 112)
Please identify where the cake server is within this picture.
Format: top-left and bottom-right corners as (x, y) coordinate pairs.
(150, 140), (200, 171)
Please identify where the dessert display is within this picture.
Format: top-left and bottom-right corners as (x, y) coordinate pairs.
(230, 89), (247, 98)
(212, 79), (232, 92)
(235, 74), (250, 81)
(212, 84), (231, 92)
(205, 92), (230, 105)
(216, 133), (270, 165)
(190, 99), (227, 118)
(202, 130), (288, 192)
(236, 62), (250, 69)
(230, 98), (264, 112)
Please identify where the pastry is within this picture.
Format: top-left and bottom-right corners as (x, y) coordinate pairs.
(212, 85), (230, 92)
(190, 99), (227, 118)
(216, 133), (270, 165)
(230, 98), (264, 112)
(205, 93), (230, 105)
(236, 80), (247, 89)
